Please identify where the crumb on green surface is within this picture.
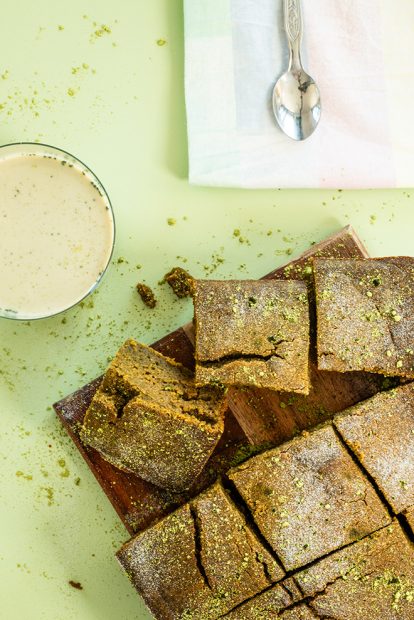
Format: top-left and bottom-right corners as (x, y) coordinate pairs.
(68, 580), (83, 590)
(163, 267), (194, 299)
(93, 24), (111, 38)
(136, 283), (157, 308)
(15, 471), (33, 481)
(156, 39), (167, 46)
(167, 218), (176, 226)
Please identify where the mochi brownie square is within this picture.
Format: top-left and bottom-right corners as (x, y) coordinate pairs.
(193, 280), (310, 393)
(228, 425), (390, 570)
(117, 481), (284, 620)
(294, 523), (414, 620)
(80, 339), (226, 492)
(314, 257), (414, 377)
(334, 383), (414, 513)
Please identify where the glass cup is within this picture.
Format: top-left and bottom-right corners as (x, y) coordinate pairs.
(0, 142), (115, 320)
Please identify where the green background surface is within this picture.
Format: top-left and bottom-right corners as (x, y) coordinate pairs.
(0, 1), (413, 619)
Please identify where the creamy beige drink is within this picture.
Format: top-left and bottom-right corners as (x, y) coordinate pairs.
(0, 144), (114, 319)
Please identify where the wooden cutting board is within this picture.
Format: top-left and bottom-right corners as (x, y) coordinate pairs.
(54, 226), (385, 536)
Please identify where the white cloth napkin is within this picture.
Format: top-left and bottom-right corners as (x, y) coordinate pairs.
(184, 0), (414, 188)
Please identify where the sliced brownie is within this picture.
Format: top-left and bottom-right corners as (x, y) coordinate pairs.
(228, 425), (390, 570)
(295, 523), (414, 619)
(226, 523), (414, 620)
(313, 257), (414, 377)
(117, 481), (284, 620)
(193, 280), (310, 393)
(334, 383), (414, 513)
(80, 339), (226, 492)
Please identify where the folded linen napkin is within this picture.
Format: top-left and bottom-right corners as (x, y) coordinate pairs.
(184, 0), (414, 188)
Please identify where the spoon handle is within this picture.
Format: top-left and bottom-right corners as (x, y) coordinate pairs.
(284, 0), (303, 70)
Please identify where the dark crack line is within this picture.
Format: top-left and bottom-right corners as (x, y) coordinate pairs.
(223, 470), (397, 590)
(199, 353), (287, 368)
(254, 550), (273, 584)
(290, 575), (305, 597)
(396, 512), (414, 544)
(189, 503), (213, 591)
(331, 425), (394, 519)
(221, 476), (286, 573)
(217, 581), (284, 619)
(280, 581), (298, 600)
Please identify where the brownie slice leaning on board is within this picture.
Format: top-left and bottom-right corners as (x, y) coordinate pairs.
(80, 339), (227, 492)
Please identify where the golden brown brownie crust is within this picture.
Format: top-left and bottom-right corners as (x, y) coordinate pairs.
(296, 523), (414, 619)
(279, 606), (319, 619)
(228, 425), (390, 570)
(334, 383), (414, 513)
(314, 257), (414, 377)
(228, 523), (414, 620)
(117, 481), (284, 620)
(193, 280), (310, 393)
(80, 339), (226, 492)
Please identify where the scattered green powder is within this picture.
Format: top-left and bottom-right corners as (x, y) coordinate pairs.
(157, 39), (167, 46)
(58, 459), (70, 478)
(67, 87), (77, 97)
(1, 70), (9, 80)
(90, 24), (112, 43)
(167, 218), (176, 226)
(58, 25), (64, 31)
(15, 471), (33, 481)
(370, 214), (377, 224)
(42, 487), (55, 506)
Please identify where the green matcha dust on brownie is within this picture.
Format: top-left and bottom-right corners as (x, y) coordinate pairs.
(193, 279), (310, 393)
(313, 257), (414, 377)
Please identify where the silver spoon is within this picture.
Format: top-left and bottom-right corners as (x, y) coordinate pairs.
(273, 0), (321, 141)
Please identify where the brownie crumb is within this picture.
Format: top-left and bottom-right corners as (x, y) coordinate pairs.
(164, 267), (194, 298)
(136, 283), (156, 308)
(69, 580), (83, 590)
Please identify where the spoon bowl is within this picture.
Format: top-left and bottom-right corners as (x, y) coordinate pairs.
(273, 0), (321, 141)
(273, 68), (321, 141)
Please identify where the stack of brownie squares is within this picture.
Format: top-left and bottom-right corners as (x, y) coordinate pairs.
(80, 256), (414, 619)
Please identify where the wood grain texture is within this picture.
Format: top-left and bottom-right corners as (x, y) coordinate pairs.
(54, 226), (384, 535)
